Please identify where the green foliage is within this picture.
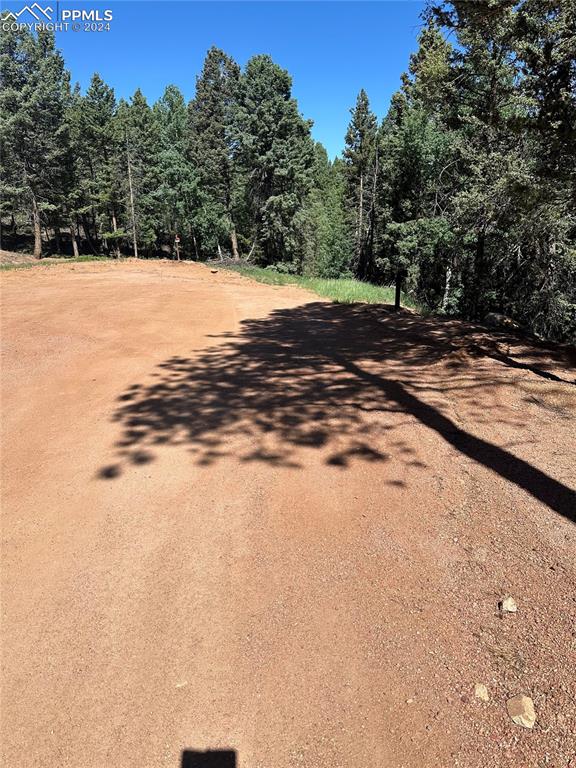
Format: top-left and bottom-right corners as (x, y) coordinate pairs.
(234, 55), (315, 266)
(374, 3), (576, 340)
(299, 146), (351, 277)
(66, 73), (123, 254)
(187, 48), (241, 258)
(116, 89), (161, 253)
(343, 90), (378, 278)
(0, 27), (70, 256)
(1, 17), (573, 341)
(154, 84), (203, 256)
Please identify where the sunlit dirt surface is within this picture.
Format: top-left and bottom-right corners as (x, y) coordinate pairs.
(1, 260), (575, 768)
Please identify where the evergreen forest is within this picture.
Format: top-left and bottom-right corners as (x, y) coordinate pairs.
(1, 0), (575, 342)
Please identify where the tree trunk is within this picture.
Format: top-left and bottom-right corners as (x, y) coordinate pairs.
(87, 157), (99, 248)
(366, 149), (379, 281)
(357, 172), (364, 273)
(82, 215), (98, 254)
(32, 194), (42, 258)
(217, 242), (223, 260)
(394, 270), (403, 311)
(70, 219), (80, 258)
(54, 225), (62, 254)
(91, 206), (98, 249)
(230, 227), (239, 260)
(125, 130), (138, 259)
(246, 224), (260, 262)
(111, 210), (121, 258)
(247, 238), (258, 261)
(441, 265), (452, 312)
(474, 230), (486, 319)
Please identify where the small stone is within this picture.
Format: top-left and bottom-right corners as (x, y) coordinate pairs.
(210, 269), (218, 273)
(474, 683), (489, 702)
(499, 596), (518, 613)
(507, 694), (536, 728)
(406, 698), (414, 704)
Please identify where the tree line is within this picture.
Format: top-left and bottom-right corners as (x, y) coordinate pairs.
(1, 0), (574, 342)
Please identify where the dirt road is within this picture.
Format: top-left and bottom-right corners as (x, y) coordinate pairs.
(1, 260), (575, 768)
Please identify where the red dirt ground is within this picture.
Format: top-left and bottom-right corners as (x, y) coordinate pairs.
(1, 260), (575, 768)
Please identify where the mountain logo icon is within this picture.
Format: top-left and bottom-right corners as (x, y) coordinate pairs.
(2, 4), (53, 21)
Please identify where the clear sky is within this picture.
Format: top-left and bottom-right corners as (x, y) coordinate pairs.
(4, 0), (426, 158)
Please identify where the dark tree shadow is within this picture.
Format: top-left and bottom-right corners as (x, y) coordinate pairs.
(465, 336), (576, 386)
(181, 750), (236, 767)
(98, 302), (576, 524)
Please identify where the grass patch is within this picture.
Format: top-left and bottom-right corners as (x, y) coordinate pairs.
(0, 261), (39, 271)
(225, 265), (419, 309)
(1, 255), (111, 271)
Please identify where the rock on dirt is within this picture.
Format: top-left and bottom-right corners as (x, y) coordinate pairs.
(499, 596), (518, 613)
(506, 694), (536, 728)
(474, 683), (489, 702)
(484, 312), (521, 330)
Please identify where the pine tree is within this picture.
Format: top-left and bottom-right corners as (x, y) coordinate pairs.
(510, 0), (576, 339)
(0, 28), (70, 257)
(376, 22), (458, 309)
(60, 81), (84, 257)
(187, 47), (241, 259)
(154, 85), (203, 258)
(116, 89), (161, 256)
(66, 73), (123, 255)
(343, 90), (378, 279)
(235, 54), (315, 266)
(402, 1), (576, 339)
(84, 74), (123, 253)
(300, 144), (351, 277)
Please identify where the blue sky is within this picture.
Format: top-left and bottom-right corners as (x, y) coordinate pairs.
(4, 1), (426, 157)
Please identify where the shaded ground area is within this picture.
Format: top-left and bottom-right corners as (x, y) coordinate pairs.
(101, 302), (575, 524)
(1, 260), (575, 768)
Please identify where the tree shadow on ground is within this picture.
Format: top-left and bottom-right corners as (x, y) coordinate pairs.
(464, 336), (576, 386)
(98, 301), (576, 524)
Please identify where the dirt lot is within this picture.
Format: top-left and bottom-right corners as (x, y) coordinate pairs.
(1, 260), (575, 768)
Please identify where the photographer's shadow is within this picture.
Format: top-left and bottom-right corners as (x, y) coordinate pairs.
(182, 750), (236, 768)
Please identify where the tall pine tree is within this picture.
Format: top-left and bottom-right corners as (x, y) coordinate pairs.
(343, 90), (378, 279)
(116, 89), (161, 256)
(0, 28), (70, 257)
(188, 48), (241, 259)
(235, 54), (315, 266)
(154, 84), (203, 258)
